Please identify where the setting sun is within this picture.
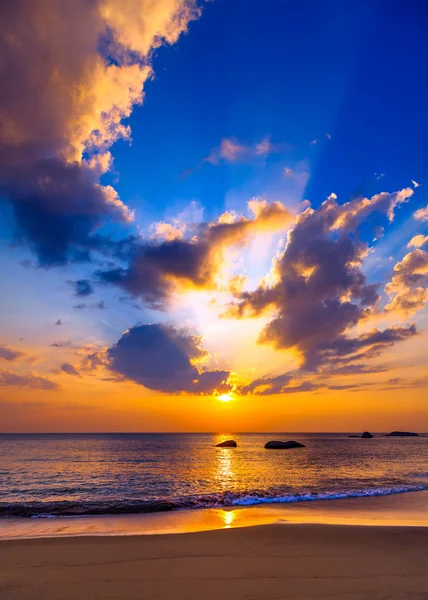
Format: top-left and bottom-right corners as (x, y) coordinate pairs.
(217, 393), (234, 403)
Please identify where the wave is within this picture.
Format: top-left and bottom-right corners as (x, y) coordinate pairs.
(1, 483), (428, 518)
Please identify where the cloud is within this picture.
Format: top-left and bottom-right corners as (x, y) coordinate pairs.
(240, 373), (293, 395)
(411, 180), (420, 188)
(150, 221), (186, 241)
(282, 161), (310, 193)
(73, 299), (107, 310)
(61, 363), (81, 377)
(414, 205), (428, 221)
(408, 235), (428, 248)
(204, 137), (283, 165)
(0, 345), (26, 362)
(50, 341), (73, 348)
(98, 199), (292, 309)
(105, 323), (230, 394)
(310, 133), (331, 146)
(0, 0), (200, 265)
(0, 369), (59, 390)
(225, 187), (415, 370)
(317, 325), (418, 360)
(385, 249), (428, 316)
(321, 363), (388, 376)
(72, 279), (94, 297)
(240, 374), (326, 396)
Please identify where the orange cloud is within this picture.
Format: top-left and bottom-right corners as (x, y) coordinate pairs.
(408, 234), (428, 248)
(414, 205), (428, 221)
(385, 249), (428, 317)
(98, 199), (293, 308)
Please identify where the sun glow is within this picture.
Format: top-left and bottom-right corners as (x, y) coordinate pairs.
(217, 393), (234, 402)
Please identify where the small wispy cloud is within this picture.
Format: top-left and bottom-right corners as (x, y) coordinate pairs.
(309, 133), (331, 146)
(204, 136), (284, 165)
(50, 340), (73, 348)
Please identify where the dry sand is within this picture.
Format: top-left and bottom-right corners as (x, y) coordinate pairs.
(1, 523), (428, 599)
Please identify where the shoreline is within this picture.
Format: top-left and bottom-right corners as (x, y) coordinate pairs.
(2, 489), (428, 541)
(1, 523), (428, 599)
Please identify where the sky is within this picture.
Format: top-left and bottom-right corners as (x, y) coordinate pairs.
(0, 0), (427, 433)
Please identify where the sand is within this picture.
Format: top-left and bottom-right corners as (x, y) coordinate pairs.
(1, 524), (428, 599)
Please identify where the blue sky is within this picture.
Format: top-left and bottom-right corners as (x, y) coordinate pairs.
(105, 0), (428, 222)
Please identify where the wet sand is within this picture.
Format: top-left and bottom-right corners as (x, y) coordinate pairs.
(1, 523), (428, 600)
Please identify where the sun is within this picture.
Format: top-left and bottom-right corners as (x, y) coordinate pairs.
(217, 393), (234, 403)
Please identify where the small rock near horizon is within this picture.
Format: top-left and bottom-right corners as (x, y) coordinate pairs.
(384, 431), (419, 437)
(215, 440), (237, 447)
(264, 440), (305, 449)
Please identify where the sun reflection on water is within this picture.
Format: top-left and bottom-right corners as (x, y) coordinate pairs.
(214, 439), (235, 489)
(223, 510), (235, 528)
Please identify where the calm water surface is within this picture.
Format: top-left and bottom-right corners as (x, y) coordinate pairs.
(0, 433), (427, 518)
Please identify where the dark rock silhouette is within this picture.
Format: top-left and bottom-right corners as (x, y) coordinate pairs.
(361, 431), (374, 438)
(348, 435), (360, 438)
(384, 431), (419, 437)
(215, 440), (237, 447)
(264, 440), (305, 449)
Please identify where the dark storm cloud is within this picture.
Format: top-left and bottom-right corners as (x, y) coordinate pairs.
(106, 324), (230, 394)
(0, 369), (59, 390)
(72, 279), (94, 297)
(98, 201), (292, 309)
(0, 345), (25, 362)
(226, 188), (415, 372)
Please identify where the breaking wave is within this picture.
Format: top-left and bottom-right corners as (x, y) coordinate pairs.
(1, 484), (427, 518)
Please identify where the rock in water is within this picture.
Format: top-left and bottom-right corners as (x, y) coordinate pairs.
(361, 431), (373, 438)
(215, 440), (237, 447)
(384, 431), (419, 437)
(348, 435), (360, 438)
(264, 440), (305, 449)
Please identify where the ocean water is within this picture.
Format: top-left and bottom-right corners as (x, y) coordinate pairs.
(0, 433), (427, 519)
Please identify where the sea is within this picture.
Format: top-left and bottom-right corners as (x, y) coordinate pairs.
(1, 432), (427, 521)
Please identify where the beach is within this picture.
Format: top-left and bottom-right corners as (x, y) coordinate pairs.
(1, 522), (428, 600)
(2, 434), (428, 599)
